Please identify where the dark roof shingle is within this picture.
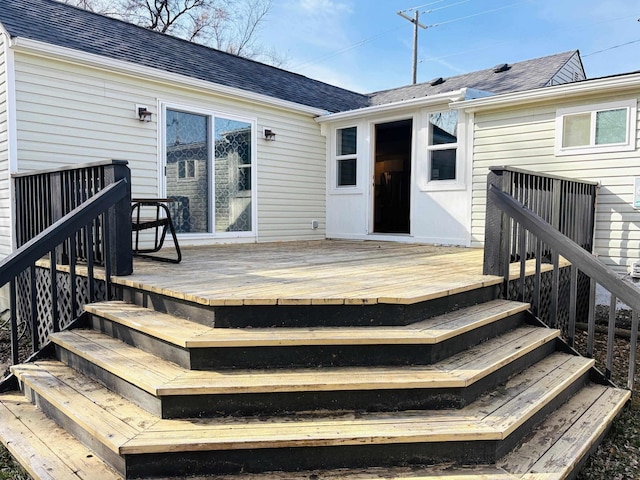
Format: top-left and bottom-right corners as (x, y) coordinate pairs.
(0, 0), (370, 113)
(368, 51), (580, 106)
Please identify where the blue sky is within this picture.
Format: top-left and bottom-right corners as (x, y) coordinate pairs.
(260, 0), (640, 93)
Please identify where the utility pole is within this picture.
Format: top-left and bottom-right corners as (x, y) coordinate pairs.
(397, 10), (427, 85)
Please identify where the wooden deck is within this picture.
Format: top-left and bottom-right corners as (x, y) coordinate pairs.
(115, 241), (502, 306)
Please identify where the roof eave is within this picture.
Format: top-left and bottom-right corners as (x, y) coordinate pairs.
(9, 36), (329, 116)
(315, 89), (468, 123)
(453, 72), (640, 112)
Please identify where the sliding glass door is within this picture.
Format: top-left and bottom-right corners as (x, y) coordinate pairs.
(164, 107), (254, 236)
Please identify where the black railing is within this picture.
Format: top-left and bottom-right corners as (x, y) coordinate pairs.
(14, 160), (132, 276)
(484, 167), (598, 326)
(484, 168), (639, 390)
(1, 163), (132, 386)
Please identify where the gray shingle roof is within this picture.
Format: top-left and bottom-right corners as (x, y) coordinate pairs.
(369, 51), (580, 106)
(0, 0), (370, 113)
(0, 0), (580, 114)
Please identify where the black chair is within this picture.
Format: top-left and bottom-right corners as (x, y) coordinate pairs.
(131, 198), (182, 263)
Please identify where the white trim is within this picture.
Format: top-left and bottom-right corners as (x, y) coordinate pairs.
(554, 98), (637, 156)
(330, 124), (360, 192)
(419, 108), (465, 192)
(9, 37), (328, 117)
(159, 101), (258, 238)
(316, 89), (468, 123)
(367, 113), (417, 235)
(4, 35), (18, 250)
(455, 72), (640, 112)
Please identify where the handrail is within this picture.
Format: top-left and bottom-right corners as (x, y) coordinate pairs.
(0, 180), (129, 285)
(0, 175), (131, 387)
(13, 159), (132, 275)
(487, 184), (640, 390)
(489, 186), (640, 312)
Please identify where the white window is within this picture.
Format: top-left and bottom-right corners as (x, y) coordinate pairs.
(427, 111), (458, 181)
(336, 126), (357, 187)
(177, 159), (196, 179)
(556, 99), (637, 155)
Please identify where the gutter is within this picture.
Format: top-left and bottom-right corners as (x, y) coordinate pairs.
(453, 72), (640, 112)
(315, 88), (470, 123)
(8, 36), (329, 117)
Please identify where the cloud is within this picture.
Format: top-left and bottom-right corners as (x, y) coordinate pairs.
(297, 0), (353, 14)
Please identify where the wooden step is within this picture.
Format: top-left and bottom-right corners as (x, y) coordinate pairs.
(0, 391), (122, 480)
(51, 325), (559, 417)
(499, 383), (630, 478)
(84, 299), (530, 368)
(10, 353), (595, 477)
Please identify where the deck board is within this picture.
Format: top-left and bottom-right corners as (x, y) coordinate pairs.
(50, 327), (560, 396)
(83, 299), (529, 348)
(0, 392), (121, 480)
(113, 242), (503, 306)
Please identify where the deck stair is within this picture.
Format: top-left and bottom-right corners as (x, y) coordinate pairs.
(0, 277), (630, 479)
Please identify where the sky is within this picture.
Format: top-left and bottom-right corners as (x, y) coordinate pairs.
(258, 0), (640, 94)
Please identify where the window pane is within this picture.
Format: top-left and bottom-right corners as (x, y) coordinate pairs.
(562, 113), (590, 147)
(430, 149), (456, 181)
(595, 108), (627, 145)
(166, 109), (209, 233)
(429, 111), (458, 145)
(338, 158), (357, 186)
(337, 127), (357, 156)
(214, 117), (252, 232)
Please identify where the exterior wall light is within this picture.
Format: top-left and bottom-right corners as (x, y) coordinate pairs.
(263, 128), (276, 141)
(137, 105), (152, 122)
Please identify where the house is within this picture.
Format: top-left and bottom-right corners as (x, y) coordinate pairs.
(1, 1), (639, 478)
(0, 0), (587, 261)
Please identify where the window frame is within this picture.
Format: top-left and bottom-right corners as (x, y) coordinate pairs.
(423, 109), (461, 189)
(334, 125), (358, 189)
(555, 99), (637, 156)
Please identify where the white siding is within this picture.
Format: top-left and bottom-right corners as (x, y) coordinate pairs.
(0, 34), (11, 259)
(470, 92), (640, 274)
(549, 52), (585, 86)
(12, 51), (326, 243)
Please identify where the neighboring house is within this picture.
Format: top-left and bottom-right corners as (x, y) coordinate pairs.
(0, 0), (602, 263)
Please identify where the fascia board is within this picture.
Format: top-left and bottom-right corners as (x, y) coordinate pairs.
(9, 36), (329, 117)
(315, 89), (467, 123)
(454, 74), (640, 112)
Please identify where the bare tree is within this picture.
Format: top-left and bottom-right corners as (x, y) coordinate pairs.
(61, 0), (285, 65)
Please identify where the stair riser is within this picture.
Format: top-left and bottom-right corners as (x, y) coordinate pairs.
(124, 440), (500, 478)
(119, 284), (501, 328)
(161, 339), (558, 418)
(55, 345), (163, 417)
(54, 337), (556, 419)
(88, 311), (527, 370)
(20, 383), (126, 476)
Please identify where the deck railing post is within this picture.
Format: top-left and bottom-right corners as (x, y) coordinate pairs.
(484, 167), (507, 277)
(103, 161), (132, 276)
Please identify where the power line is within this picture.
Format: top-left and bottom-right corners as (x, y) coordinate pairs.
(425, 0), (530, 29)
(584, 38), (640, 57)
(399, 1), (449, 14)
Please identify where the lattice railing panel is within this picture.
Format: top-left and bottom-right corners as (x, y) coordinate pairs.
(35, 268), (54, 348)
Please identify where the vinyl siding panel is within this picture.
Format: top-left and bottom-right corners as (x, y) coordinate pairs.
(0, 34), (11, 259)
(470, 92), (640, 274)
(12, 51), (326, 243)
(549, 52), (585, 85)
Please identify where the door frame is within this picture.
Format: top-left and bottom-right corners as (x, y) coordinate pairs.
(368, 115), (416, 236)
